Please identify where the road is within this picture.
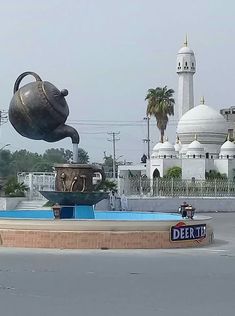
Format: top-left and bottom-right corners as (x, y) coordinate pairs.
(0, 213), (234, 316)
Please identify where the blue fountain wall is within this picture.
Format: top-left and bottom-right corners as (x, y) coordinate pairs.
(61, 205), (95, 219)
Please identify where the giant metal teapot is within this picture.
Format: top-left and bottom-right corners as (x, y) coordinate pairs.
(9, 71), (79, 144)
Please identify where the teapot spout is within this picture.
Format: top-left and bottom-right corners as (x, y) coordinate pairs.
(43, 124), (80, 144)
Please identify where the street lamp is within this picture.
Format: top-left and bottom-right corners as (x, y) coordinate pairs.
(143, 116), (150, 159)
(0, 144), (10, 151)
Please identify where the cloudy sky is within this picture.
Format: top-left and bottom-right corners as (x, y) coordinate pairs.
(0, 0), (234, 163)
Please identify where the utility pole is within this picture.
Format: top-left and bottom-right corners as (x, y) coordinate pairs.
(107, 132), (120, 178)
(0, 110), (8, 126)
(143, 116), (150, 159)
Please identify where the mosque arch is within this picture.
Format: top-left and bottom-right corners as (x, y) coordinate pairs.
(153, 168), (160, 178)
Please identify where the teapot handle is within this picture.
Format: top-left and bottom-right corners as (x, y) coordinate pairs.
(13, 71), (42, 94)
(93, 167), (106, 190)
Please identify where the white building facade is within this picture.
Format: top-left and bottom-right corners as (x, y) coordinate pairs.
(118, 39), (235, 184)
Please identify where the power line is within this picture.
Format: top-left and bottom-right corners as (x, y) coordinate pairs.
(68, 117), (226, 127)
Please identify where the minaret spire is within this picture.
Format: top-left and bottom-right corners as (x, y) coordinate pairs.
(176, 36), (196, 119)
(200, 96), (205, 105)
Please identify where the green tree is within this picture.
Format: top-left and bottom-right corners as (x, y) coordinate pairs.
(43, 148), (89, 164)
(145, 86), (175, 143)
(0, 150), (12, 177)
(43, 148), (68, 164)
(33, 161), (54, 172)
(97, 179), (117, 192)
(164, 166), (182, 178)
(10, 150), (43, 174)
(205, 170), (227, 180)
(77, 148), (89, 164)
(0, 147), (90, 178)
(102, 155), (114, 176)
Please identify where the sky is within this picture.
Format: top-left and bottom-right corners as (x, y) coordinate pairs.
(0, 0), (235, 163)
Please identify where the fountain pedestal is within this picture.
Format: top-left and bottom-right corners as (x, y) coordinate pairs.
(60, 205), (95, 219)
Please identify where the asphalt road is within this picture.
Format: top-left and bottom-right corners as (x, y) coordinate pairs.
(0, 213), (234, 316)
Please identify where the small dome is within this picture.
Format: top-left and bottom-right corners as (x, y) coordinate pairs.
(178, 46), (194, 54)
(186, 138), (205, 158)
(160, 140), (175, 151)
(188, 139), (204, 150)
(220, 140), (235, 150)
(219, 140), (235, 158)
(152, 142), (162, 152)
(151, 141), (163, 158)
(158, 139), (176, 158)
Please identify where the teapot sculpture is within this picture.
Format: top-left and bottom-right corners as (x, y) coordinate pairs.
(9, 71), (79, 145)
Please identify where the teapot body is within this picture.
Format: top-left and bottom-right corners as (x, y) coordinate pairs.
(9, 72), (69, 140)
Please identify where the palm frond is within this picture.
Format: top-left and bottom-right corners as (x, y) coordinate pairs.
(145, 85), (175, 136)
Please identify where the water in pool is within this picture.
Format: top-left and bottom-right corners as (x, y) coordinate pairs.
(0, 210), (181, 220)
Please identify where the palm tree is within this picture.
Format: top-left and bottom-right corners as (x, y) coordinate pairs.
(145, 86), (175, 143)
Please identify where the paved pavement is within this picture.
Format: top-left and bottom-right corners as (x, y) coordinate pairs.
(0, 213), (234, 316)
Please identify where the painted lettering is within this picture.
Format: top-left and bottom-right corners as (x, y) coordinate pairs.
(201, 226), (206, 237)
(189, 227), (195, 239)
(180, 229), (185, 239)
(195, 226), (201, 238)
(185, 227), (189, 239)
(173, 228), (180, 240)
(171, 224), (206, 241)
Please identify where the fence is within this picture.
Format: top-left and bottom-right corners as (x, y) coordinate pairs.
(119, 177), (235, 197)
(18, 172), (55, 199)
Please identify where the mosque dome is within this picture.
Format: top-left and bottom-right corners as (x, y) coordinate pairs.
(219, 139), (235, 159)
(186, 137), (205, 158)
(158, 138), (176, 158)
(152, 142), (162, 152)
(178, 46), (194, 54)
(151, 141), (162, 158)
(177, 99), (228, 154)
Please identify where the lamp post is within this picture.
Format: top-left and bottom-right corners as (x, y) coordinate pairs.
(143, 116), (150, 159)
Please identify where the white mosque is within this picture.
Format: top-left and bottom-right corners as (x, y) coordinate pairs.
(119, 39), (235, 181)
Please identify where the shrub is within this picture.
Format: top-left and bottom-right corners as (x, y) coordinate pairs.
(4, 177), (28, 197)
(164, 166), (182, 179)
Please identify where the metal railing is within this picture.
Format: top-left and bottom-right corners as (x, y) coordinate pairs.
(119, 177), (235, 197)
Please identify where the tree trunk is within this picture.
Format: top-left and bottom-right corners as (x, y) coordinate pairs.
(160, 129), (164, 143)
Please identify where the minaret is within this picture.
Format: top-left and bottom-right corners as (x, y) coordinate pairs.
(177, 36), (196, 119)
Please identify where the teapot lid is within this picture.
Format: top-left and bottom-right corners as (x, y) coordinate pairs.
(42, 81), (69, 120)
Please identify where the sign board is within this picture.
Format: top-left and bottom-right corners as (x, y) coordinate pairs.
(171, 223), (206, 242)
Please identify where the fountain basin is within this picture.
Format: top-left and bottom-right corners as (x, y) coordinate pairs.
(0, 210), (213, 249)
(40, 191), (109, 206)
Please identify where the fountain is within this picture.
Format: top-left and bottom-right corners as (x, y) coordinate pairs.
(9, 71), (108, 219)
(0, 71), (213, 249)
(41, 163), (108, 219)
